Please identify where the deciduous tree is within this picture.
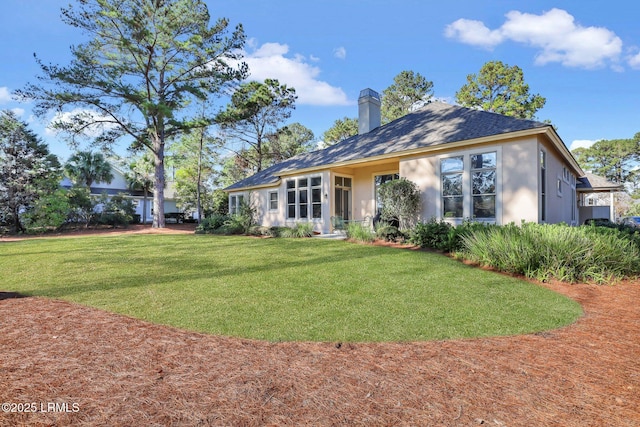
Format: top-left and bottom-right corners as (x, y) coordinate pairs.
(18, 0), (247, 227)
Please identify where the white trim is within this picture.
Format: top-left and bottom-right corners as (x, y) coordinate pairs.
(435, 146), (502, 225)
(268, 190), (279, 212)
(371, 170), (400, 215)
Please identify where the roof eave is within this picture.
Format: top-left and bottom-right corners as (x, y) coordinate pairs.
(541, 126), (585, 177)
(225, 126), (585, 191)
(223, 179), (282, 193)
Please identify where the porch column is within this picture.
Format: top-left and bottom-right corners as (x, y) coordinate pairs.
(610, 191), (615, 222)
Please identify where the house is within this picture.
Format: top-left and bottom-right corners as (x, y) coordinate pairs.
(225, 88), (612, 234)
(61, 162), (186, 223)
(577, 172), (624, 223)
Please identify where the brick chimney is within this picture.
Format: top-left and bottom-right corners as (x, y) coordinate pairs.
(358, 88), (381, 135)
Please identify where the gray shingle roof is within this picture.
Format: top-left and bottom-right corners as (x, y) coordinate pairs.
(225, 101), (550, 190)
(577, 172), (624, 192)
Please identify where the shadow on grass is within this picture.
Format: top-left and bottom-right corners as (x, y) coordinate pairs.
(19, 241), (404, 299)
(0, 291), (28, 300)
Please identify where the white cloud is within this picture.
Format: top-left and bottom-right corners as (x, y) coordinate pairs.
(10, 108), (25, 117)
(628, 51), (640, 69)
(570, 139), (598, 150)
(444, 19), (504, 49)
(46, 108), (119, 138)
(0, 87), (12, 104)
(445, 8), (623, 69)
(333, 46), (347, 60)
(241, 40), (351, 106)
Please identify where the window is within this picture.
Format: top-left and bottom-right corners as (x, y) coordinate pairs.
(286, 180), (296, 219)
(374, 173), (399, 214)
(471, 152), (496, 219)
(335, 176), (352, 220)
(229, 194), (244, 215)
(268, 191), (278, 211)
(286, 177), (322, 219)
(557, 178), (563, 196)
(311, 177), (322, 219)
(441, 156), (464, 218)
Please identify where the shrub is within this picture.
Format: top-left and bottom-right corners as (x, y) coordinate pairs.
(281, 222), (314, 238)
(346, 221), (375, 242)
(409, 218), (453, 251)
(378, 178), (420, 231)
(233, 198), (257, 234)
(409, 219), (493, 252)
(460, 222), (640, 284)
(248, 226), (282, 238)
(23, 189), (71, 233)
(375, 222), (405, 242)
(66, 187), (95, 226)
(96, 193), (136, 227)
(195, 214), (229, 234)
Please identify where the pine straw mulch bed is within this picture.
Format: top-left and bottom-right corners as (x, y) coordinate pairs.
(1, 230), (639, 426)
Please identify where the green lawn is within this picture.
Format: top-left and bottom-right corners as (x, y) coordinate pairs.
(0, 234), (582, 342)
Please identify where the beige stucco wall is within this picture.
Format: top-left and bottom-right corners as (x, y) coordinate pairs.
(540, 139), (578, 225)
(400, 136), (575, 225)
(230, 170), (333, 234)
(501, 138), (540, 224)
(350, 162), (399, 220)
(230, 135), (580, 233)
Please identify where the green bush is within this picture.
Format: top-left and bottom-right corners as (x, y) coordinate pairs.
(409, 218), (453, 251)
(375, 222), (405, 242)
(346, 221), (375, 242)
(409, 219), (492, 252)
(196, 198), (257, 235)
(460, 222), (640, 284)
(24, 189), (71, 233)
(378, 178), (420, 231)
(248, 225), (283, 238)
(195, 214), (230, 234)
(281, 222), (314, 238)
(96, 193), (136, 227)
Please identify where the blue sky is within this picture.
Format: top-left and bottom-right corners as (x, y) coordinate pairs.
(1, 1), (639, 161)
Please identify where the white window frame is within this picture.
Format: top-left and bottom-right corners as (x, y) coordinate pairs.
(268, 191), (278, 211)
(229, 194), (245, 215)
(372, 170), (400, 215)
(436, 147), (501, 224)
(470, 151), (497, 220)
(286, 176), (323, 220)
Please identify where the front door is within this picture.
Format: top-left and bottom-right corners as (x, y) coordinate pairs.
(334, 176), (352, 220)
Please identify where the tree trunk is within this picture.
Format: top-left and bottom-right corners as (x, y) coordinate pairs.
(143, 188), (148, 224)
(152, 143), (166, 228)
(196, 128), (204, 224)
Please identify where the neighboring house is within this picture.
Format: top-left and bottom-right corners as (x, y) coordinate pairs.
(577, 172), (624, 223)
(61, 162), (185, 223)
(225, 88), (612, 234)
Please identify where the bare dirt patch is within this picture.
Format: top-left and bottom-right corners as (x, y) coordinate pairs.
(1, 230), (639, 426)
